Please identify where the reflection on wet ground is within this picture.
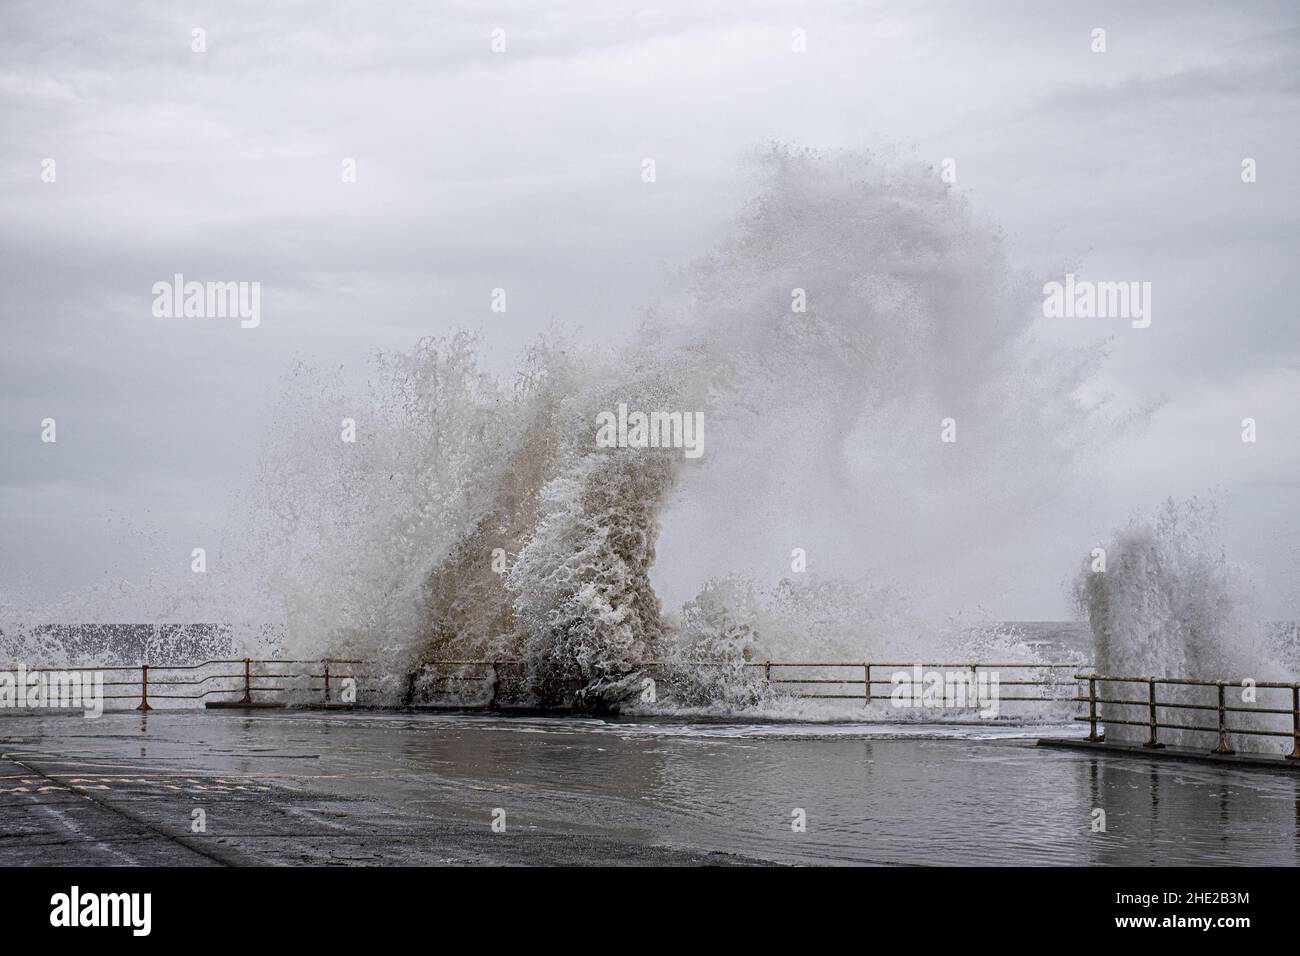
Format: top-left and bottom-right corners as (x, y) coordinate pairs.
(2, 710), (1297, 865)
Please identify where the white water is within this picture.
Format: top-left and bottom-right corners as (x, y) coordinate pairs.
(230, 146), (1122, 706)
(5, 146), (1286, 718)
(1074, 496), (1296, 751)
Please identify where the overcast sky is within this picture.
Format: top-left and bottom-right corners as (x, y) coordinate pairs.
(2, 0), (1298, 619)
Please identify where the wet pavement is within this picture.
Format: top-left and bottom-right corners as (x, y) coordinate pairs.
(2, 709), (1299, 866)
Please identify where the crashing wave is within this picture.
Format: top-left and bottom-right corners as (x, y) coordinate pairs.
(5, 146), (1139, 712)
(243, 145), (1129, 708)
(1073, 497), (1295, 751)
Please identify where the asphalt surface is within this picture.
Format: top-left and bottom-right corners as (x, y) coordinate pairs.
(5, 707), (1299, 866)
(0, 711), (756, 866)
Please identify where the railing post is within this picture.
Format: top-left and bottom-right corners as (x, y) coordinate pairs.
(136, 664), (151, 711)
(239, 658), (252, 704)
(1289, 685), (1300, 761)
(764, 660), (772, 682)
(863, 663), (871, 703)
(323, 661), (331, 703)
(1212, 682), (1234, 755)
(1086, 676), (1102, 742)
(1143, 678), (1164, 749)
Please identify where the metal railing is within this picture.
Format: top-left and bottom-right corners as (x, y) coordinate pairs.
(8, 657), (1298, 761)
(751, 659), (1079, 701)
(2, 658), (1082, 710)
(0, 659), (369, 710)
(409, 658), (1082, 705)
(1075, 673), (1300, 760)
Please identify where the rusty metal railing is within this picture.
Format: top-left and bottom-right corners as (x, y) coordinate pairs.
(10, 658), (1298, 762)
(752, 660), (1079, 701)
(0, 659), (370, 710)
(2, 656), (1089, 712)
(1074, 673), (1300, 759)
(410, 658), (1082, 705)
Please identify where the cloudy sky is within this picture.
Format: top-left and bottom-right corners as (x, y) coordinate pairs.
(2, 0), (1298, 619)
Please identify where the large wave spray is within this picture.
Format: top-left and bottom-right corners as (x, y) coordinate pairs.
(4, 147), (1140, 710)
(225, 146), (1127, 707)
(1073, 497), (1295, 750)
